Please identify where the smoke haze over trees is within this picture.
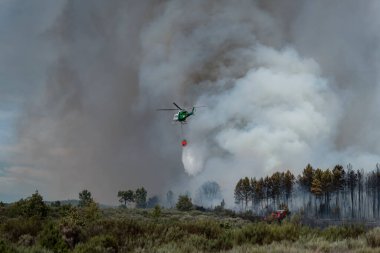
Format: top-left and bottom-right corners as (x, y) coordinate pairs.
(235, 164), (380, 220)
(1, 0), (380, 204)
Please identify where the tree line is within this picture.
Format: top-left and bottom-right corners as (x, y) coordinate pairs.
(117, 187), (161, 208)
(117, 181), (224, 210)
(234, 164), (380, 219)
(234, 170), (295, 211)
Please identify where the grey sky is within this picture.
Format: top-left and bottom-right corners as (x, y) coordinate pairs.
(0, 0), (64, 201)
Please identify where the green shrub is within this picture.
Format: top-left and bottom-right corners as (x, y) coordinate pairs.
(235, 222), (300, 245)
(235, 223), (271, 245)
(162, 225), (187, 242)
(320, 225), (365, 241)
(24, 191), (49, 218)
(49, 204), (75, 219)
(0, 239), (17, 253)
(73, 235), (117, 253)
(270, 222), (300, 242)
(208, 231), (233, 251)
(18, 234), (35, 247)
(3, 205), (378, 252)
(1, 217), (42, 242)
(59, 218), (83, 249)
(38, 222), (68, 253)
(180, 220), (223, 239)
(186, 234), (209, 250)
(366, 227), (380, 248)
(84, 218), (154, 250)
(59, 203), (100, 230)
(13, 245), (53, 253)
(152, 205), (162, 218)
(183, 233), (233, 252)
(176, 195), (193, 211)
(79, 202), (101, 224)
(2, 192), (49, 219)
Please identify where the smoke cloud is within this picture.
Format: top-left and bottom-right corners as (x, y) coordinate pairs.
(4, 0), (380, 205)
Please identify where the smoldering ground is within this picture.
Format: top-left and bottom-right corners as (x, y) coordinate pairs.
(2, 0), (380, 205)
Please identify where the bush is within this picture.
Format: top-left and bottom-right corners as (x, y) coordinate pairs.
(208, 232), (233, 251)
(320, 225), (365, 241)
(59, 217), (83, 249)
(180, 220), (223, 240)
(84, 218), (148, 249)
(38, 222), (68, 253)
(162, 225), (187, 242)
(24, 192), (48, 218)
(235, 222), (300, 245)
(79, 202), (101, 224)
(73, 235), (117, 253)
(60, 203), (100, 229)
(0, 239), (17, 253)
(4, 192), (48, 219)
(78, 190), (94, 208)
(1, 217), (42, 242)
(235, 223), (271, 245)
(18, 234), (35, 247)
(366, 227), (380, 248)
(176, 195), (193, 211)
(152, 205), (161, 218)
(12, 245), (53, 253)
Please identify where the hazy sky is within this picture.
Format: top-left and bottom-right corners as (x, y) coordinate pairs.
(1, 0), (380, 205)
(0, 0), (64, 201)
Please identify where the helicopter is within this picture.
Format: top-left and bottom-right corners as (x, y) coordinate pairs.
(157, 102), (205, 147)
(157, 102), (201, 124)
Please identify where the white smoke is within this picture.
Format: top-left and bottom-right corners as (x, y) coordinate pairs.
(138, 0), (380, 204)
(187, 45), (341, 175)
(179, 46), (342, 203)
(182, 145), (205, 175)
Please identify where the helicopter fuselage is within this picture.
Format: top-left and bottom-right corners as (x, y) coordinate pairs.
(173, 109), (194, 122)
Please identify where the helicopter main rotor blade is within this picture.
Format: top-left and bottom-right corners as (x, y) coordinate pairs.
(156, 109), (178, 111)
(173, 102), (183, 110)
(183, 106), (207, 110)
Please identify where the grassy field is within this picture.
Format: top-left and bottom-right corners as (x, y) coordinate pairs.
(1, 202), (380, 253)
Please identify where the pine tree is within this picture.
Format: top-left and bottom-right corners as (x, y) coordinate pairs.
(250, 178), (257, 209)
(234, 179), (244, 210)
(299, 164), (314, 192)
(321, 169), (333, 215)
(263, 176), (271, 207)
(117, 190), (135, 207)
(241, 177), (252, 210)
(283, 170), (295, 205)
(332, 164), (345, 209)
(347, 166), (358, 218)
(311, 173), (323, 196)
(79, 189), (94, 207)
(270, 172), (282, 207)
(135, 187), (147, 208)
(357, 169), (364, 218)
